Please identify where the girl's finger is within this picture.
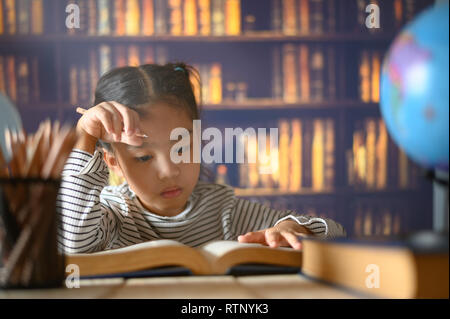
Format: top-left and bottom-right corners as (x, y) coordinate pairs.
(94, 107), (114, 137)
(280, 231), (302, 250)
(102, 103), (123, 140)
(110, 101), (137, 136)
(237, 231), (266, 244)
(265, 229), (283, 248)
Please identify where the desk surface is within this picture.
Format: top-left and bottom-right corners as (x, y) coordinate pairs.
(0, 274), (364, 299)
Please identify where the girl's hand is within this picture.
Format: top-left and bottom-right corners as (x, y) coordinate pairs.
(77, 101), (145, 146)
(237, 220), (312, 250)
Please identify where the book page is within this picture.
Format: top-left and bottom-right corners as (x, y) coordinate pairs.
(199, 240), (293, 259)
(67, 239), (184, 256)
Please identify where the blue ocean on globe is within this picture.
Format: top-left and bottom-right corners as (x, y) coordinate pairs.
(380, 1), (449, 172)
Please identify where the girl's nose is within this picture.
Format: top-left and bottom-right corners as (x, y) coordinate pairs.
(157, 154), (181, 180)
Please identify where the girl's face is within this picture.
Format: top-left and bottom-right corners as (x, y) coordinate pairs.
(112, 102), (200, 217)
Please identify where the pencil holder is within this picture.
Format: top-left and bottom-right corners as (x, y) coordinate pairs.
(0, 178), (65, 289)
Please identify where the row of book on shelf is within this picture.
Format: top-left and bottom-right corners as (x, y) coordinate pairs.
(0, 0), (426, 37)
(0, 0), (44, 35)
(0, 54), (39, 104)
(274, 0), (422, 35)
(68, 44), (225, 106)
(213, 116), (419, 191)
(65, 0), (241, 36)
(273, 43), (337, 102)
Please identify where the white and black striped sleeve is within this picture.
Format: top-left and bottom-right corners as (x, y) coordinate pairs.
(56, 148), (116, 254)
(231, 198), (346, 239)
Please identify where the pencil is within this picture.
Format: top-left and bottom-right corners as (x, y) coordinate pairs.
(76, 107), (148, 138)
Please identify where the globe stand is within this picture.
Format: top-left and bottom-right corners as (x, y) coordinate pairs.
(429, 169), (449, 233)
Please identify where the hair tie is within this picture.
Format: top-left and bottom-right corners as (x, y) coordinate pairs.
(174, 66), (186, 74)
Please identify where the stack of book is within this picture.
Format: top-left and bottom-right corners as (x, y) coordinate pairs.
(65, 0), (241, 36)
(0, 55), (39, 104)
(0, 0), (44, 35)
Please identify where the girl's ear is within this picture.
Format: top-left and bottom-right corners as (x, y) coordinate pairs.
(103, 150), (124, 179)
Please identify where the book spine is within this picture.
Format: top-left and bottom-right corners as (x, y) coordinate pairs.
(290, 118), (302, 192)
(114, 0), (125, 35)
(16, 56), (29, 104)
(198, 0), (211, 35)
(168, 0), (181, 35)
(184, 0), (197, 35)
(309, 0), (323, 34)
(31, 0), (43, 34)
(326, 0), (336, 32)
(298, 44), (310, 102)
(327, 46), (337, 100)
(211, 0), (225, 35)
(209, 63), (222, 104)
(365, 118), (376, 189)
(310, 45), (324, 102)
(302, 119), (313, 188)
(5, 0), (16, 35)
(376, 119), (388, 190)
(312, 118), (324, 191)
(359, 50), (371, 103)
(278, 119), (290, 191)
(282, 43), (297, 103)
(248, 134), (259, 188)
(89, 49), (99, 105)
(87, 0), (97, 35)
(142, 45), (155, 64)
(31, 56), (39, 101)
(371, 51), (381, 103)
(97, 0), (111, 35)
(79, 67), (89, 104)
(0, 0), (4, 35)
(69, 65), (78, 105)
(128, 45), (140, 66)
(141, 0), (154, 35)
(0, 56), (6, 94)
(114, 44), (127, 67)
(126, 0), (140, 35)
(99, 44), (111, 76)
(271, 0), (282, 32)
(282, 0), (297, 35)
(398, 147), (409, 189)
(272, 46), (282, 100)
(225, 0), (240, 35)
(353, 120), (366, 186)
(17, 0), (29, 34)
(154, 0), (167, 34)
(6, 56), (16, 102)
(394, 0), (403, 28)
(200, 64), (210, 103)
(324, 118), (335, 190)
(298, 0), (309, 34)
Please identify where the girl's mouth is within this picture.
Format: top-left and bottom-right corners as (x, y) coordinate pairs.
(160, 187), (182, 199)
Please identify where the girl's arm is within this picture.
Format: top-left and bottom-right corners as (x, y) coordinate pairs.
(56, 138), (117, 254)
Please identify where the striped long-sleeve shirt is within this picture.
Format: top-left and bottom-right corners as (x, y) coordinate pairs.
(56, 148), (347, 254)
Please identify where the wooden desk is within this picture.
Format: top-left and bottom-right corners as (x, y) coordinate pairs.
(0, 274), (363, 299)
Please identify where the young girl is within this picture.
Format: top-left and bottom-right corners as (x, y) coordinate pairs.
(56, 63), (346, 254)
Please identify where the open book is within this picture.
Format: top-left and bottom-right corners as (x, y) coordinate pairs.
(66, 240), (302, 278)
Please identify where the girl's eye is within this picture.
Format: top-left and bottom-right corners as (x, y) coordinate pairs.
(135, 155), (153, 162)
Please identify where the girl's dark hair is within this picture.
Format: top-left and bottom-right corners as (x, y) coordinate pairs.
(93, 62), (214, 182)
(94, 62), (200, 151)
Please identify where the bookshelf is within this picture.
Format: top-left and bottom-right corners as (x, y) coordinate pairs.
(0, 0), (435, 237)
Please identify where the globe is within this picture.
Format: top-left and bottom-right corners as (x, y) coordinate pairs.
(380, 1), (449, 172)
(0, 93), (23, 162)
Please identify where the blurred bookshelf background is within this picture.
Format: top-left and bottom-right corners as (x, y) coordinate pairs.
(0, 0), (436, 238)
